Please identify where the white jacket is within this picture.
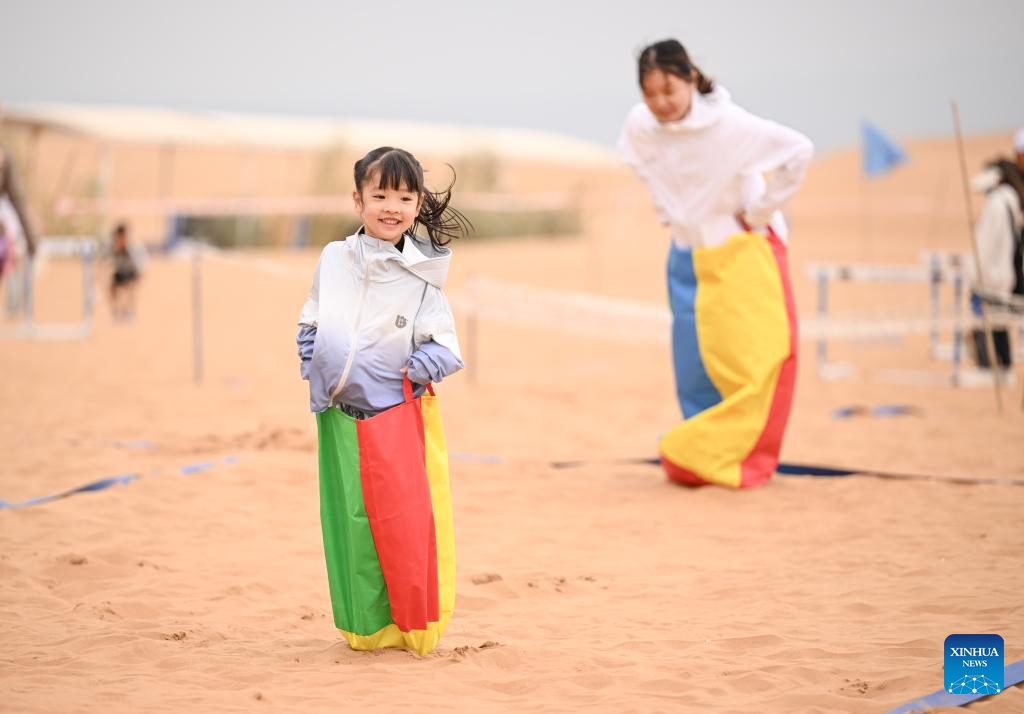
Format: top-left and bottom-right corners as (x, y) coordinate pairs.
(970, 181), (1022, 306)
(298, 231), (462, 413)
(618, 86), (813, 249)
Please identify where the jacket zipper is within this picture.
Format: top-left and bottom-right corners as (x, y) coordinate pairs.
(328, 256), (371, 403)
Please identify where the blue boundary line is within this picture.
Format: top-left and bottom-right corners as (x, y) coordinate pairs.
(831, 403), (919, 419)
(775, 462), (1024, 485)
(0, 456), (237, 511)
(886, 659), (1024, 713)
(6, 450), (1018, 511)
(542, 456), (1024, 485)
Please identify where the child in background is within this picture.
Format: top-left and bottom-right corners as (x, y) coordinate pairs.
(109, 222), (141, 321)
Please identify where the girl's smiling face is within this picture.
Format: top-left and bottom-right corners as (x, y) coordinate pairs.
(353, 172), (422, 244)
(641, 68), (695, 123)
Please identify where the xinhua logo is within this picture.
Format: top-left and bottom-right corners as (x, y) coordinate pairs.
(944, 634), (1003, 695)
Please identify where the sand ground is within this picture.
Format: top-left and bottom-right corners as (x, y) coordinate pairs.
(2, 134), (1023, 713)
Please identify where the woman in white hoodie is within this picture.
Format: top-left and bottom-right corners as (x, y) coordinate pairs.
(967, 146), (1024, 370)
(618, 39), (813, 489)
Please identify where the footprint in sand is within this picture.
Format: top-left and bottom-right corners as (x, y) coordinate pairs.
(448, 641), (503, 659)
(526, 574), (600, 593)
(839, 678), (871, 695)
(471, 573), (503, 585)
(74, 601), (122, 621)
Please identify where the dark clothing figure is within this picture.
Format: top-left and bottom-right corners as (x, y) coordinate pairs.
(109, 223), (141, 321)
(0, 145), (39, 258)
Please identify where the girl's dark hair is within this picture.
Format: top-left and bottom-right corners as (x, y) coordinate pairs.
(638, 39), (714, 95)
(353, 146), (471, 248)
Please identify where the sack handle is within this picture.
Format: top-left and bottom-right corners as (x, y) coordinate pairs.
(737, 215), (779, 240)
(402, 375), (434, 403)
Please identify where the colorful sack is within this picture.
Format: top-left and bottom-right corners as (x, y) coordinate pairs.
(316, 380), (455, 655)
(660, 230), (798, 489)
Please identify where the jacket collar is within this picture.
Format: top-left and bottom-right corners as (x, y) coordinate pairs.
(649, 84), (732, 133)
(354, 228), (452, 288)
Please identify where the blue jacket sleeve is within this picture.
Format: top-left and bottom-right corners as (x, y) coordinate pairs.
(406, 339), (464, 385)
(297, 324), (317, 380)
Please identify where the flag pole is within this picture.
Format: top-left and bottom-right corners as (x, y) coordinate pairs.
(950, 99), (1003, 412)
(859, 122), (872, 264)
(861, 120), (908, 262)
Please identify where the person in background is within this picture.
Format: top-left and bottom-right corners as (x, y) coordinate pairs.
(0, 219), (15, 289)
(0, 145), (38, 260)
(109, 222), (141, 321)
(967, 128), (1024, 371)
(0, 145), (39, 312)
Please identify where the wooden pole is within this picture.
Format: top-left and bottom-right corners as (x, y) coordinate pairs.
(951, 99), (1003, 412)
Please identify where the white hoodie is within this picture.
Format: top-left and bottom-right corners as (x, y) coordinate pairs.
(618, 86), (813, 249)
(298, 231), (462, 413)
(970, 180), (1022, 306)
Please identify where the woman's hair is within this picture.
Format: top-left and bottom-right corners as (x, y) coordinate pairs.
(353, 146), (471, 248)
(989, 158), (1024, 208)
(637, 39), (714, 95)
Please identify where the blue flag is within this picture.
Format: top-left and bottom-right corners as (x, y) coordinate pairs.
(861, 120), (907, 178)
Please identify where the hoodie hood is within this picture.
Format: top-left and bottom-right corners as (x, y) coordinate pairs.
(356, 229), (452, 289)
(657, 84), (732, 133)
(403, 233), (452, 288)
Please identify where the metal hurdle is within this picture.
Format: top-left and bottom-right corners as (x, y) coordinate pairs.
(807, 251), (1023, 386)
(0, 235), (98, 340)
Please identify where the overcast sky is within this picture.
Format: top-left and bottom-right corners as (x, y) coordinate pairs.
(2, 0), (1021, 153)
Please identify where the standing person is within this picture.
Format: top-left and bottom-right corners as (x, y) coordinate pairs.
(967, 128), (1024, 371)
(0, 145), (38, 259)
(109, 222), (141, 321)
(296, 146), (466, 654)
(0, 219), (14, 289)
(0, 145), (39, 307)
(618, 39), (813, 489)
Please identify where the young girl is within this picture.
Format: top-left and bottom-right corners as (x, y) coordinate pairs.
(297, 147), (466, 414)
(297, 146), (466, 654)
(618, 39), (813, 489)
